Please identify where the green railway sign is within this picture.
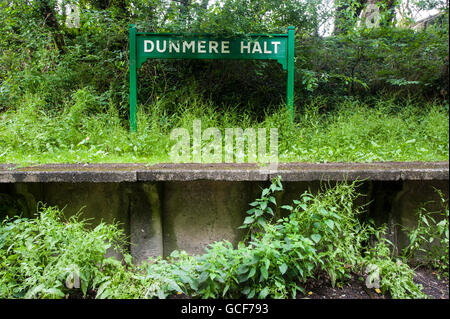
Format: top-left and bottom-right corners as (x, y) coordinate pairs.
(129, 24), (295, 132)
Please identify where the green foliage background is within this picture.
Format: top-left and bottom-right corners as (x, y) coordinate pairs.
(0, 0), (448, 164)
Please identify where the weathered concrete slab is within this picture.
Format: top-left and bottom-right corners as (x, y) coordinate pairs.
(1, 162), (448, 261)
(1, 176), (449, 261)
(0, 161), (448, 183)
(270, 162), (449, 181)
(0, 164), (138, 183)
(137, 164), (269, 181)
(162, 181), (261, 256)
(393, 180), (449, 250)
(129, 183), (164, 263)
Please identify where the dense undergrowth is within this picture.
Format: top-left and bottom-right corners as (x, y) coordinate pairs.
(1, 178), (448, 299)
(0, 0), (448, 301)
(1, 2), (448, 165)
(0, 92), (448, 164)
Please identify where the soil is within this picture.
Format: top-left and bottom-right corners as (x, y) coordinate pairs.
(411, 267), (449, 299)
(295, 267), (449, 299)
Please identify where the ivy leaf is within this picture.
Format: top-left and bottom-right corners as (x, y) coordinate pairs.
(311, 234), (321, 244)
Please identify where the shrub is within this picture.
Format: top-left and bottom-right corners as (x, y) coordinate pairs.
(0, 178), (436, 299)
(0, 205), (129, 298)
(402, 189), (449, 278)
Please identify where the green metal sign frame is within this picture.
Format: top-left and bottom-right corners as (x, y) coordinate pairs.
(129, 24), (295, 132)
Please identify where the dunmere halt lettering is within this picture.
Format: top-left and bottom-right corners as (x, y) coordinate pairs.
(142, 39), (283, 55)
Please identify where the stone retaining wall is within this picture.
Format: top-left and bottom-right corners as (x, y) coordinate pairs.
(0, 162), (448, 263)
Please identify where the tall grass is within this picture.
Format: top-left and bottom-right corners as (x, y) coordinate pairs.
(0, 88), (448, 164)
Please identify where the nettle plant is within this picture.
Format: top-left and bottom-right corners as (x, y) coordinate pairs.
(0, 177), (436, 299)
(240, 176), (283, 236)
(0, 205), (130, 298)
(401, 189), (449, 278)
(158, 177), (426, 299)
(278, 182), (371, 287)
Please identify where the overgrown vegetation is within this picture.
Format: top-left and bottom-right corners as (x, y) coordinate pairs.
(402, 189), (449, 278)
(1, 178), (447, 299)
(0, 1), (448, 165)
(0, 94), (448, 164)
(0, 205), (129, 298)
(0, 0), (447, 301)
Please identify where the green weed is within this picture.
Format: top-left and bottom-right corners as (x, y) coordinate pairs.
(0, 205), (129, 298)
(401, 190), (449, 278)
(0, 95), (448, 165)
(0, 178), (443, 299)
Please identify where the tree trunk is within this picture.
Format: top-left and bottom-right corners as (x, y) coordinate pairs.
(36, 0), (65, 53)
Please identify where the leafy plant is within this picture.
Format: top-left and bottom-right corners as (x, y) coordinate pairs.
(364, 227), (427, 299)
(240, 176), (283, 236)
(0, 178), (439, 299)
(0, 205), (129, 298)
(402, 189), (449, 277)
(279, 182), (371, 287)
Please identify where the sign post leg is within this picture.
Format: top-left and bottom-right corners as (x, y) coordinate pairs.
(286, 26), (295, 121)
(129, 24), (137, 132)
